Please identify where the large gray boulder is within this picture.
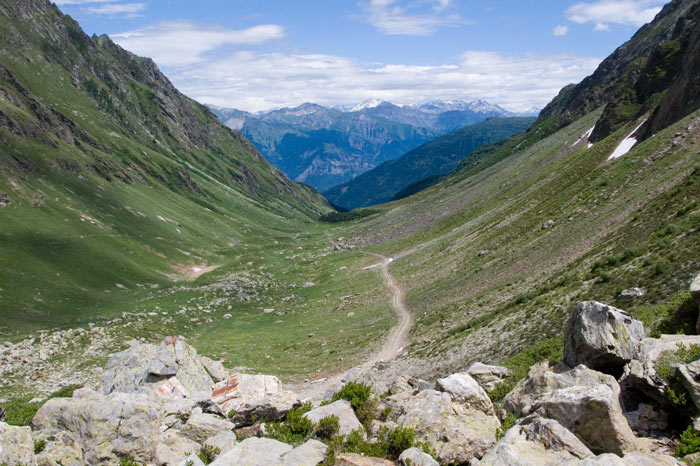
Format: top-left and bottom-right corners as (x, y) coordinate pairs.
(98, 336), (214, 398)
(467, 362), (511, 392)
(436, 372), (494, 414)
(32, 388), (193, 465)
(335, 453), (394, 465)
(209, 437), (326, 466)
(211, 373), (299, 426)
(0, 421), (36, 466)
(182, 412), (234, 443)
(398, 447), (439, 466)
(385, 389), (500, 464)
(154, 430), (201, 466)
(33, 430), (85, 466)
(204, 430), (238, 458)
(620, 335), (700, 407)
(479, 415), (594, 465)
(564, 302), (645, 374)
(503, 363), (639, 455)
(303, 399), (363, 436)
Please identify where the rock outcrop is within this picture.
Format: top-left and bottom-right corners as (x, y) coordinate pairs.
(0, 421), (36, 466)
(436, 371), (495, 414)
(209, 437), (327, 466)
(398, 447), (440, 466)
(467, 362), (511, 393)
(303, 399), (363, 436)
(564, 301), (645, 374)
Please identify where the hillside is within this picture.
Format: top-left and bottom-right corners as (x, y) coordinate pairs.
(323, 117), (535, 210)
(209, 100), (524, 191)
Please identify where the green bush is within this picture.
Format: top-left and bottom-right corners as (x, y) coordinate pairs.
(387, 426), (415, 457)
(34, 439), (46, 454)
(119, 457), (143, 466)
(332, 382), (377, 428)
(496, 412), (518, 439)
(342, 425), (418, 460)
(198, 445), (221, 464)
(266, 402), (315, 445)
(676, 426), (700, 457)
(316, 415), (340, 440)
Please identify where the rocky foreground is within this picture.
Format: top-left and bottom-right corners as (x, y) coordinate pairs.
(3, 282), (700, 465)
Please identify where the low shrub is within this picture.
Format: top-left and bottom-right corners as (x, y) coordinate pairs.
(316, 415), (340, 440)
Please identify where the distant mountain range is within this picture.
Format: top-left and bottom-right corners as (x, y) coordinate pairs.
(209, 100), (538, 191)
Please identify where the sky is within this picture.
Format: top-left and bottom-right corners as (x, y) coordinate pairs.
(55, 0), (670, 113)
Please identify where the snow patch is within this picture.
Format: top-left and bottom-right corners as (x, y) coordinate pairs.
(572, 125), (596, 147)
(608, 119), (647, 160)
(350, 99), (388, 112)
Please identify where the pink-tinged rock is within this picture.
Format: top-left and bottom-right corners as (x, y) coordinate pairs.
(155, 377), (189, 398)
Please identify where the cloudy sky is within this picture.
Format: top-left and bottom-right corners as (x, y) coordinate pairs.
(56, 0), (670, 112)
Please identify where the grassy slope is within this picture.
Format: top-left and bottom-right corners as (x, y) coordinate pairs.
(342, 107), (700, 377)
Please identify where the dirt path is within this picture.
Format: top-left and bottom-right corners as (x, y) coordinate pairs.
(292, 252), (413, 401)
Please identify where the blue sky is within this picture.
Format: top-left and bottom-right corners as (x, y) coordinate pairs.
(55, 0), (670, 112)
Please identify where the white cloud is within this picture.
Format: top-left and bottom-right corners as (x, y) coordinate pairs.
(553, 25), (568, 36)
(359, 0), (469, 36)
(87, 2), (146, 15)
(565, 1), (667, 30)
(111, 22), (285, 67)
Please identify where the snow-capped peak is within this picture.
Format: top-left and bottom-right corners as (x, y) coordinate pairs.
(350, 99), (389, 112)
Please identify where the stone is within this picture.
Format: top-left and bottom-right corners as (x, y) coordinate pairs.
(32, 389), (192, 465)
(676, 360), (700, 410)
(436, 372), (494, 414)
(235, 421), (265, 440)
(335, 453), (394, 465)
(385, 389), (500, 464)
(389, 375), (415, 395)
(208, 436), (325, 465)
(620, 335), (700, 407)
(200, 356), (228, 382)
(503, 363), (638, 456)
(564, 301), (645, 374)
(467, 362), (511, 393)
(175, 454), (206, 466)
(617, 288), (646, 300)
(478, 415), (594, 465)
(541, 220), (554, 230)
(0, 421), (36, 466)
(691, 273), (700, 302)
(33, 430), (84, 466)
(154, 430), (201, 466)
(212, 373), (299, 426)
(398, 446), (439, 466)
(182, 412), (234, 443)
(98, 336), (214, 398)
(204, 430), (238, 457)
(279, 439), (328, 465)
(303, 399), (363, 436)
(623, 403), (668, 434)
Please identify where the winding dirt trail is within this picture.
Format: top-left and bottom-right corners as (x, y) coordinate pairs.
(291, 252), (413, 401)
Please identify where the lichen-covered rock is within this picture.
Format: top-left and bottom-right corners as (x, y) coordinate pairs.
(303, 399), (363, 436)
(467, 362), (511, 392)
(398, 446), (439, 466)
(154, 430), (201, 466)
(200, 356), (228, 382)
(385, 389), (500, 464)
(33, 430), (85, 466)
(335, 453), (394, 465)
(564, 302), (645, 374)
(209, 436), (325, 465)
(503, 363), (638, 455)
(212, 373), (299, 426)
(32, 388), (193, 465)
(436, 372), (494, 414)
(620, 335), (700, 407)
(278, 439), (328, 465)
(182, 412), (234, 443)
(479, 415), (594, 465)
(98, 336), (213, 398)
(0, 421), (36, 466)
(204, 430), (237, 457)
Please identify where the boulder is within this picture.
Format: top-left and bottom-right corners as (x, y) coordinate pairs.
(303, 399), (363, 436)
(503, 363), (638, 455)
(175, 454), (205, 466)
(467, 362), (511, 392)
(32, 388), (193, 465)
(212, 373), (299, 426)
(398, 447), (439, 466)
(182, 412), (234, 443)
(33, 430), (85, 466)
(204, 430), (238, 457)
(564, 302), (645, 374)
(385, 389), (500, 464)
(436, 372), (494, 414)
(676, 359), (700, 410)
(623, 403), (668, 434)
(98, 336), (213, 398)
(209, 436), (326, 465)
(200, 356), (228, 382)
(154, 430), (201, 466)
(575, 452), (682, 465)
(389, 375), (415, 395)
(691, 273), (700, 302)
(335, 453), (394, 465)
(620, 335), (700, 407)
(479, 415), (594, 465)
(0, 421), (36, 466)
(617, 288), (646, 300)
